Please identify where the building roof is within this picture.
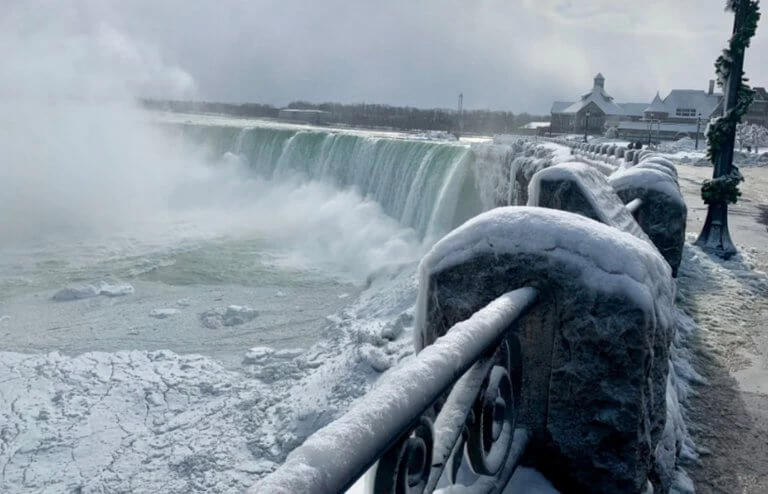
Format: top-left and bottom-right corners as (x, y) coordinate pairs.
(561, 86), (625, 116)
(754, 87), (768, 101)
(550, 73), (727, 119)
(617, 121), (699, 134)
(645, 92), (668, 114)
(618, 102), (649, 117)
(551, 101), (573, 114)
(519, 121), (551, 129)
(663, 90), (721, 118)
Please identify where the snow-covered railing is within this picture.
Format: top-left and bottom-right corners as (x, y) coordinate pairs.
(626, 197), (643, 214)
(252, 288), (539, 494)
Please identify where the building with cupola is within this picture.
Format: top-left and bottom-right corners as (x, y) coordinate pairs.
(550, 73), (731, 141)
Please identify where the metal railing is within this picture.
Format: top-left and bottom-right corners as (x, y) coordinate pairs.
(253, 287), (539, 494)
(625, 198), (644, 214)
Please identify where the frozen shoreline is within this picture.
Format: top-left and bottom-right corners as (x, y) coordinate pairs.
(0, 267), (418, 493)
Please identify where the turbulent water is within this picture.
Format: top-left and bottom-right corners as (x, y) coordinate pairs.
(172, 120), (487, 243)
(0, 112), (556, 493)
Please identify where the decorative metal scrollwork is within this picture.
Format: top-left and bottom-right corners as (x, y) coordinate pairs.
(437, 333), (523, 488)
(375, 415), (434, 494)
(466, 365), (516, 476)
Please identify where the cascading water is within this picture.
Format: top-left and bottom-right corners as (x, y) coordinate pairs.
(171, 123), (490, 244)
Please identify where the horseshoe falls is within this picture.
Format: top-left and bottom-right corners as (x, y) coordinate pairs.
(174, 122), (491, 243)
(0, 113), (557, 493)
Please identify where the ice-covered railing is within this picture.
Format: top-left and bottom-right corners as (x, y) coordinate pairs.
(254, 145), (690, 494)
(252, 288), (539, 494)
(470, 139), (557, 207)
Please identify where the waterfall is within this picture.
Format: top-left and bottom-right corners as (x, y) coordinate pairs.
(172, 123), (555, 242)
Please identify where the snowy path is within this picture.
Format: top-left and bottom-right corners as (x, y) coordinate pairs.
(675, 165), (768, 493)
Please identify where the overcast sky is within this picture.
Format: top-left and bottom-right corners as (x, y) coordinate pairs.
(4, 0), (768, 113)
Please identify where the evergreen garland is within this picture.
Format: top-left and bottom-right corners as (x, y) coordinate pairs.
(701, 168), (744, 204)
(703, 0), (761, 204)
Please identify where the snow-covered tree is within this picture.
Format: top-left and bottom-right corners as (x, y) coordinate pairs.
(604, 126), (618, 139)
(736, 123), (768, 152)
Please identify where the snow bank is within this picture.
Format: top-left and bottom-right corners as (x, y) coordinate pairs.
(0, 350), (268, 493)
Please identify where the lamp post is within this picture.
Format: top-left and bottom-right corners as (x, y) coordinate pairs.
(584, 110), (590, 143)
(647, 118), (653, 147)
(657, 119), (662, 145)
(695, 114), (702, 149)
(695, 0), (758, 259)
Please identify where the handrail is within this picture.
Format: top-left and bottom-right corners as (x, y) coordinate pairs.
(252, 287), (539, 494)
(625, 198), (643, 214)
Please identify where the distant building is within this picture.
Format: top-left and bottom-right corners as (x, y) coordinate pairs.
(550, 73), (630, 135)
(550, 74), (726, 141)
(278, 109), (330, 125)
(745, 87), (768, 126)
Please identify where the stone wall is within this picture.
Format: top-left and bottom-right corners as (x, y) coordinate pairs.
(417, 205), (676, 494)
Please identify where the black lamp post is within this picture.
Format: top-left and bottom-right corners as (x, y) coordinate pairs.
(695, 0), (758, 259)
(695, 114), (702, 149)
(584, 110), (590, 143)
(647, 118), (653, 147)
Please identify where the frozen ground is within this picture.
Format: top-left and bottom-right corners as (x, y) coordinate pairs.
(0, 268), (417, 493)
(673, 165), (768, 493)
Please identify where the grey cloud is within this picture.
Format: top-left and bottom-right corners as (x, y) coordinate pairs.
(4, 0), (767, 113)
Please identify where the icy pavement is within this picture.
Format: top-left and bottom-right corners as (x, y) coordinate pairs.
(666, 164), (768, 493)
(674, 241), (768, 493)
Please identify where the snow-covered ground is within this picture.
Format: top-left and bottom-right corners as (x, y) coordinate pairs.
(0, 269), (418, 493)
(672, 165), (768, 493)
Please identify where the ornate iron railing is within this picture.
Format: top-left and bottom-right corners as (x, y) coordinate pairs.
(253, 287), (539, 494)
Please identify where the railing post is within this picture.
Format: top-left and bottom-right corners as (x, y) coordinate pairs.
(417, 206), (675, 494)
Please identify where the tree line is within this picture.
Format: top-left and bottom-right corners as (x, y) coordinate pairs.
(139, 98), (548, 135)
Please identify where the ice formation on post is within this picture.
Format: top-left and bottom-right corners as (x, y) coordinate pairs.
(416, 206), (676, 494)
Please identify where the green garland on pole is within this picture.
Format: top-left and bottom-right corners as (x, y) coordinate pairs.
(701, 168), (744, 204)
(702, 0), (761, 203)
